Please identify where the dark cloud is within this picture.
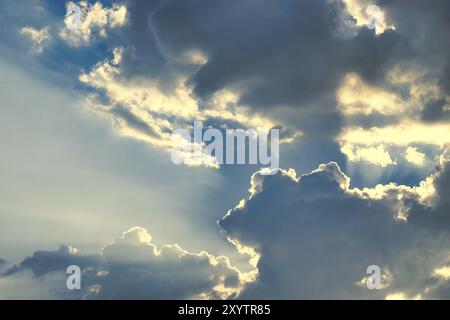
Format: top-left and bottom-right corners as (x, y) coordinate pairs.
(380, 0), (450, 70)
(117, 0), (168, 78)
(5, 160), (450, 299)
(3, 227), (244, 299)
(1, 0), (449, 300)
(219, 160), (450, 299)
(408, 161), (450, 230)
(112, 0), (450, 135)
(440, 62), (450, 95)
(421, 97), (450, 123)
(88, 0), (409, 138)
(379, 0), (450, 120)
(4, 245), (104, 278)
(147, 0), (408, 125)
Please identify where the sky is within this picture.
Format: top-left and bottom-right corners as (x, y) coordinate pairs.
(0, 0), (449, 299)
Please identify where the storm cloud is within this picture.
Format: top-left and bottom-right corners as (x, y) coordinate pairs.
(220, 158), (450, 299)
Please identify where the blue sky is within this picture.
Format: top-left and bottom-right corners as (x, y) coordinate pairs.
(0, 0), (449, 299)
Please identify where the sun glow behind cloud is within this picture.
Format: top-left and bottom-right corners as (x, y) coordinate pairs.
(78, 47), (299, 168)
(1, 0), (450, 300)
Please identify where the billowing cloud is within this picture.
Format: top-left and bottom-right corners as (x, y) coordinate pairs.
(59, 1), (128, 46)
(219, 158), (450, 299)
(5, 158), (450, 299)
(405, 147), (427, 166)
(1, 0), (450, 301)
(2, 227), (255, 299)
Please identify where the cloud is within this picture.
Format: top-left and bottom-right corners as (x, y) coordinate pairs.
(337, 72), (410, 116)
(2, 0), (450, 300)
(5, 158), (450, 299)
(337, 118), (449, 169)
(405, 147), (427, 166)
(109, 0), (445, 167)
(59, 1), (128, 47)
(422, 97), (450, 123)
(79, 47), (299, 168)
(219, 158), (450, 298)
(10, 0), (446, 174)
(0, 271), (66, 300)
(103, 0), (414, 141)
(341, 144), (396, 167)
(342, 0), (395, 35)
(2, 227), (255, 299)
(338, 121), (450, 148)
(20, 26), (50, 53)
(336, 62), (448, 169)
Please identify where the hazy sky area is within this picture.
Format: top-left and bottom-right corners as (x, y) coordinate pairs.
(0, 0), (449, 299)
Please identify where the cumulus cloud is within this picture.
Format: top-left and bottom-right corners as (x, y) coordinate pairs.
(2, 0), (450, 300)
(405, 147), (427, 166)
(219, 158), (450, 299)
(20, 26), (50, 53)
(59, 1), (127, 46)
(2, 227), (254, 299)
(3, 160), (450, 299)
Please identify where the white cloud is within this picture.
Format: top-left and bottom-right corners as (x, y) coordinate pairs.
(337, 73), (408, 116)
(59, 1), (127, 47)
(341, 0), (395, 35)
(338, 121), (450, 148)
(405, 147), (427, 166)
(20, 26), (50, 54)
(338, 119), (449, 169)
(385, 292), (422, 300)
(341, 143), (396, 167)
